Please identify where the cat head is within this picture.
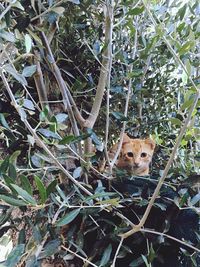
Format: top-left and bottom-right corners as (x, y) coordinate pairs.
(117, 134), (155, 176)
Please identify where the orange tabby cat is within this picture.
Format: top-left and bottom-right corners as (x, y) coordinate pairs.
(110, 133), (155, 176)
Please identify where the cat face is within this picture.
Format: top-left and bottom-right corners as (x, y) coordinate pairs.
(115, 134), (155, 176)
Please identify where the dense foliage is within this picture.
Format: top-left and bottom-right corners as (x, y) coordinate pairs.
(0, 0), (199, 266)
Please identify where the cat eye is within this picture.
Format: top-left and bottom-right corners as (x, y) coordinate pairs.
(127, 152), (134, 157)
(141, 152), (147, 158)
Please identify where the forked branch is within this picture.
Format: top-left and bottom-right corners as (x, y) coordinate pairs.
(121, 1), (200, 239)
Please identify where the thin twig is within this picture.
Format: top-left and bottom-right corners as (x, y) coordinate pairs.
(61, 245), (99, 267)
(141, 228), (200, 253)
(109, 17), (138, 171)
(83, 0), (113, 129)
(30, 0), (67, 22)
(111, 237), (124, 267)
(41, 32), (83, 155)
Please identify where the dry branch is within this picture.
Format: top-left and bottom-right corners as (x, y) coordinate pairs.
(33, 50), (49, 110)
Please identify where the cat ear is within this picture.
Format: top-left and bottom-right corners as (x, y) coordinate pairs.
(122, 133), (131, 144)
(145, 138), (156, 150)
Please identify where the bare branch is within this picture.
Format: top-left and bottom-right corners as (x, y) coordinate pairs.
(41, 32), (83, 154)
(111, 237), (124, 267)
(83, 0), (114, 129)
(33, 50), (49, 110)
(109, 17), (138, 172)
(141, 228), (200, 253)
(61, 245), (98, 267)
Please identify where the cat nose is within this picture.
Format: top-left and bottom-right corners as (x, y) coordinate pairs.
(134, 160), (140, 167)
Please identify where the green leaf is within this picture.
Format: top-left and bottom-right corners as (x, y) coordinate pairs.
(178, 4), (187, 20)
(19, 175), (33, 196)
(11, 184), (37, 205)
(190, 193), (200, 205)
(11, 1), (25, 10)
(179, 41), (195, 55)
(51, 7), (65, 14)
(23, 99), (35, 111)
(4, 64), (27, 85)
(22, 65), (37, 77)
(100, 244), (112, 266)
(25, 34), (32, 53)
(9, 150), (21, 165)
(34, 176), (47, 204)
(46, 179), (57, 197)
(111, 112), (127, 121)
(55, 113), (68, 123)
(8, 163), (17, 180)
(56, 209), (80, 226)
(59, 135), (77, 144)
(5, 244), (25, 267)
(37, 128), (61, 140)
(0, 113), (10, 129)
(0, 195), (28, 206)
(40, 239), (60, 257)
(181, 97), (194, 111)
(0, 30), (16, 42)
(73, 166), (82, 179)
(0, 156), (10, 174)
(26, 29), (43, 46)
(128, 6), (145, 15)
(3, 175), (18, 194)
(130, 256), (147, 267)
(142, 254), (150, 267)
(169, 118), (182, 127)
(59, 133), (91, 145)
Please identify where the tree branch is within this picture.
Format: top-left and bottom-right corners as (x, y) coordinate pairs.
(41, 32), (83, 154)
(121, 1), (200, 239)
(33, 50), (49, 110)
(83, 0), (114, 129)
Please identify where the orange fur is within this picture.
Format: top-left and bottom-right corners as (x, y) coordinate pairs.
(110, 133), (155, 176)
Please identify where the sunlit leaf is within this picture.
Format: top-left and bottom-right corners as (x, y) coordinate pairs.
(22, 65), (37, 77)
(25, 34), (32, 53)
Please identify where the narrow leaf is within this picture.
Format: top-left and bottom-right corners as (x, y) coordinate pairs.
(34, 176), (47, 204)
(0, 113), (10, 129)
(46, 179), (57, 197)
(5, 244), (25, 267)
(73, 166), (82, 179)
(100, 244), (112, 266)
(56, 209), (80, 226)
(25, 34), (32, 53)
(11, 184), (37, 205)
(22, 65), (37, 77)
(4, 64), (27, 85)
(19, 175), (33, 196)
(0, 195), (28, 206)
